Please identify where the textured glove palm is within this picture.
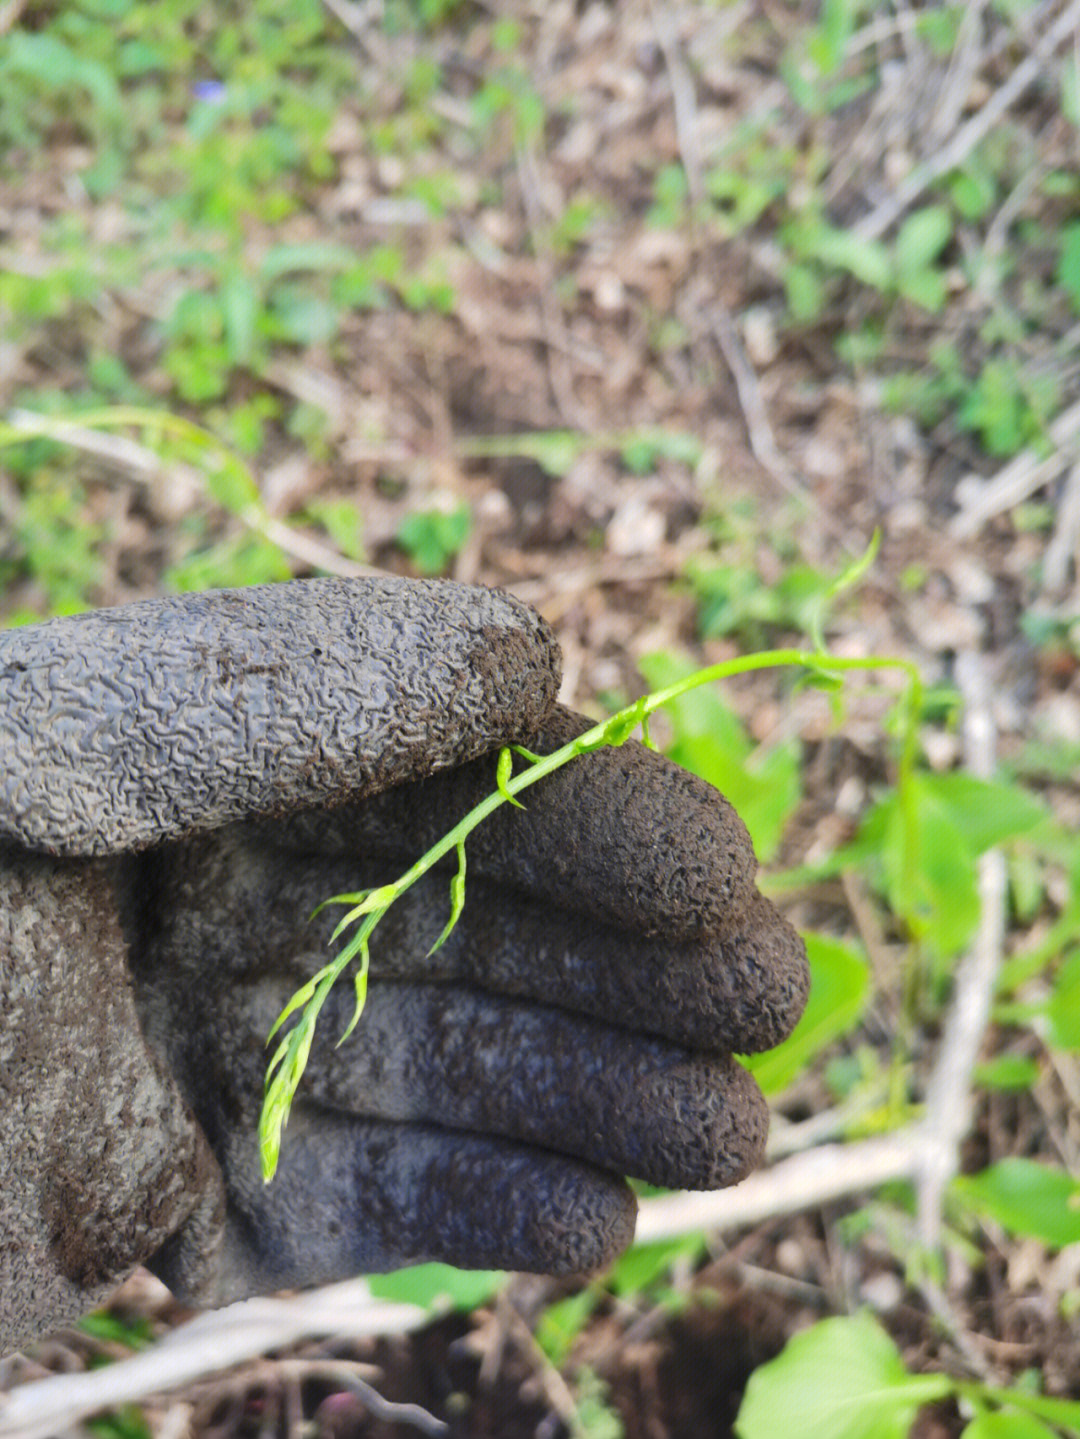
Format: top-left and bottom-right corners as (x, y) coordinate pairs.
(0, 578), (808, 1355)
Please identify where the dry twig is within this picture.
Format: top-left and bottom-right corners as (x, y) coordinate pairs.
(0, 1281), (429, 1439)
(4, 408), (380, 581)
(854, 0), (1080, 240)
(950, 397), (1080, 539)
(915, 651), (1006, 1249)
(276, 1359), (448, 1436)
(648, 4), (845, 535)
(1041, 460), (1080, 595)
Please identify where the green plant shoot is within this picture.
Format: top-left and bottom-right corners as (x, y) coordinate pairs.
(260, 537), (922, 1181)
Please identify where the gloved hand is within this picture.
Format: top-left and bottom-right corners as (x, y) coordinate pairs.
(0, 577), (808, 1355)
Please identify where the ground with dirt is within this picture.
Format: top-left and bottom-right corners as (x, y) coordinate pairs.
(2, 2), (1080, 1436)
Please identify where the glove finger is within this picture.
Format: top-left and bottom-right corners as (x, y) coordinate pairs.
(0, 578), (559, 856)
(142, 833), (807, 1054)
(174, 1106), (637, 1302)
(241, 981), (768, 1192)
(269, 705), (758, 939)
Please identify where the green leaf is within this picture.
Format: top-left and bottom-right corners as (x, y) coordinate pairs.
(608, 1234), (707, 1297)
(953, 1159), (1080, 1248)
(735, 1312), (951, 1439)
(922, 774), (1048, 854)
(1058, 222), (1080, 313)
(844, 775), (985, 959)
(86, 1406), (152, 1439)
(897, 267), (948, 312)
(339, 944), (370, 1041)
(496, 746), (526, 808)
(260, 1016), (316, 1180)
(259, 240), (357, 282)
(1063, 57), (1080, 127)
(977, 1390), (1080, 1431)
(396, 504), (472, 574)
(536, 1288), (601, 1366)
(78, 1311), (153, 1349)
(962, 1411), (1059, 1439)
(265, 969), (327, 1042)
(305, 498), (365, 561)
(784, 261), (826, 321)
(889, 779), (978, 955)
(368, 1263), (504, 1312)
(801, 221), (892, 292)
(270, 287), (341, 346)
(428, 840), (467, 954)
(745, 933), (869, 1091)
(895, 206), (952, 273)
(1043, 950), (1080, 1049)
(220, 272), (260, 366)
(973, 1054), (1041, 1092)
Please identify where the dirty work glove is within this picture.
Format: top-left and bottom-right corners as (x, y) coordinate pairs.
(0, 577), (808, 1355)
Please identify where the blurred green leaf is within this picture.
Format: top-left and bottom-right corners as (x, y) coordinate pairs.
(953, 1159), (1080, 1248)
(536, 1288), (601, 1367)
(746, 933), (869, 1093)
(1057, 223), (1080, 313)
(796, 219), (892, 291)
(962, 1411), (1059, 1439)
(1041, 950), (1080, 1049)
(220, 272), (260, 366)
(304, 498), (365, 562)
(259, 240), (357, 282)
(368, 1263), (504, 1312)
(735, 1313), (950, 1439)
(923, 774), (1048, 854)
(842, 773), (1046, 959)
(973, 1054), (1041, 1092)
(165, 533), (291, 591)
(396, 504), (471, 574)
(608, 1234), (707, 1298)
(895, 206), (952, 273)
(86, 1408), (151, 1439)
(78, 1310), (153, 1348)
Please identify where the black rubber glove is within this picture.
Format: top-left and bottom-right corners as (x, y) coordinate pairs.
(0, 578), (808, 1355)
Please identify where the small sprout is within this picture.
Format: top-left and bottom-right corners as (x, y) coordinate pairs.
(429, 840), (467, 955)
(497, 746), (526, 809)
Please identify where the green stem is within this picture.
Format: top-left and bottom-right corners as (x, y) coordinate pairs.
(258, 644), (922, 1181)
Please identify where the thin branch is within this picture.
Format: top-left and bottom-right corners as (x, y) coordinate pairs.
(854, 0), (1080, 240)
(0, 1281), (430, 1439)
(915, 650), (1005, 1250)
(277, 1359), (449, 1436)
(1041, 460), (1080, 595)
(3, 408), (380, 580)
(950, 397), (1080, 538)
(513, 145), (587, 428)
(635, 1129), (922, 1242)
(648, 5), (846, 536)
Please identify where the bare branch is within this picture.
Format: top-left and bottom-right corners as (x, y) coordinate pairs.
(4, 408), (380, 580)
(855, 0), (1080, 241)
(0, 1281), (430, 1439)
(915, 650), (1006, 1249)
(950, 397), (1080, 539)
